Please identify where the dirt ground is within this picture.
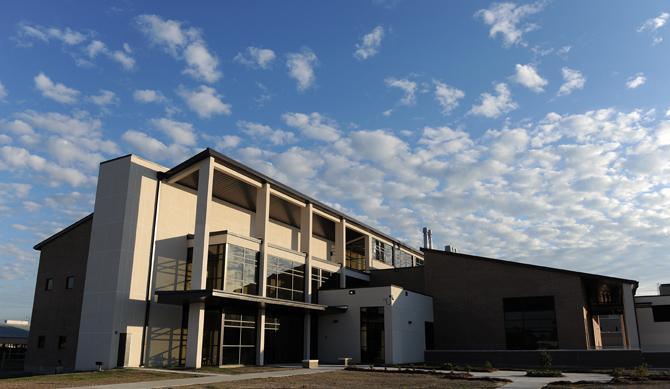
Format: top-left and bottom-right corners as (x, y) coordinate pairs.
(184, 370), (505, 389)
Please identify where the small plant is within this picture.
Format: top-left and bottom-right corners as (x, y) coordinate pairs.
(539, 350), (552, 370)
(446, 362), (455, 373)
(465, 365), (472, 373)
(484, 360), (494, 371)
(612, 368), (624, 378)
(634, 363), (649, 378)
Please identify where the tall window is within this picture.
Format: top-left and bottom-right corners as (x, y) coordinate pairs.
(225, 245), (259, 295)
(266, 256), (304, 302)
(504, 296), (558, 350)
(373, 239), (394, 266)
(45, 278), (54, 291)
(58, 336), (67, 349)
(207, 244), (225, 289)
(395, 250), (413, 268)
(222, 312), (256, 365)
(37, 336), (45, 349)
(346, 237), (366, 271)
(66, 276), (75, 289)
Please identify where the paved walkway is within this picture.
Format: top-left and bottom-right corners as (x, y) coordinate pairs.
(367, 366), (611, 389)
(74, 366), (343, 389)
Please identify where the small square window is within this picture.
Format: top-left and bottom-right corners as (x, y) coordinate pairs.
(45, 278), (54, 291)
(37, 336), (45, 348)
(58, 336), (67, 349)
(66, 276), (75, 289)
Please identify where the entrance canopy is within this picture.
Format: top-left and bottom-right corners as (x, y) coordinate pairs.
(156, 289), (329, 312)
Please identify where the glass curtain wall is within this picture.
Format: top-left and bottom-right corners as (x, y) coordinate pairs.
(503, 296), (558, 349)
(346, 236), (367, 271)
(222, 312), (257, 365)
(266, 256), (305, 302)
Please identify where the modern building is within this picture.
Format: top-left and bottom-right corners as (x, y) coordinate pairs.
(25, 148), (668, 372)
(370, 249), (645, 368)
(635, 284), (670, 366)
(26, 149), (427, 372)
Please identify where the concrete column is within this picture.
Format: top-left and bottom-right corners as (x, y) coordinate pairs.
(335, 218), (346, 288)
(300, 203), (313, 360)
(185, 157), (214, 369)
(365, 234), (373, 271)
(623, 283), (640, 349)
(256, 307), (266, 365)
(256, 183), (270, 297)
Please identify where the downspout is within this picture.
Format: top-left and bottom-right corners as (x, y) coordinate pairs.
(139, 176), (162, 366)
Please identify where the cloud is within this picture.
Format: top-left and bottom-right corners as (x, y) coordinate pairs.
(15, 23), (87, 46)
(469, 83), (517, 118)
(638, 12), (669, 33)
(557, 67), (586, 96)
(133, 89), (166, 103)
(89, 90), (118, 106)
(0, 81), (6, 101)
(354, 26), (384, 60)
(0, 146), (89, 186)
(475, 1), (546, 47)
(136, 14), (221, 83)
(121, 130), (190, 163)
(234, 47), (276, 69)
(625, 73), (646, 89)
(150, 118), (197, 146)
(511, 63), (547, 92)
(433, 81), (464, 115)
(282, 112), (339, 142)
(34, 72), (80, 104)
(177, 85), (231, 118)
(216, 135), (241, 149)
(237, 120), (295, 145)
(286, 49), (318, 91)
(385, 77), (417, 106)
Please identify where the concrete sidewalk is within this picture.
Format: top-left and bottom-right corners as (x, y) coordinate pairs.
(74, 366), (343, 389)
(366, 366), (611, 389)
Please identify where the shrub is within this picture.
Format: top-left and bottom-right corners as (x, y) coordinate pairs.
(484, 361), (494, 371)
(539, 350), (553, 370)
(634, 363), (649, 378)
(612, 368), (624, 378)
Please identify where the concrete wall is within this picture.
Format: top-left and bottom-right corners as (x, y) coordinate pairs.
(318, 286), (433, 364)
(636, 295), (670, 352)
(75, 156), (164, 371)
(25, 217), (92, 373)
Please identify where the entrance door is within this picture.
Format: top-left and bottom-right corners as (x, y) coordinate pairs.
(116, 333), (127, 367)
(360, 307), (384, 364)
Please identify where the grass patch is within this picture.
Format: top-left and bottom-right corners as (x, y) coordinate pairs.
(526, 369), (564, 377)
(0, 368), (190, 388)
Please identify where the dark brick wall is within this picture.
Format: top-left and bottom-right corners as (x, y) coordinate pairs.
(25, 217), (92, 373)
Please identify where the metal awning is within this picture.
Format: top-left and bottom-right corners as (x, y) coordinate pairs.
(155, 289), (329, 312)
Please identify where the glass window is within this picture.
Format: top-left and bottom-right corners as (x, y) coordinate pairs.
(311, 268), (336, 303)
(395, 250), (413, 268)
(45, 278), (54, 291)
(37, 336), (45, 348)
(206, 244), (225, 290)
(65, 276), (75, 289)
(266, 256), (305, 302)
(415, 257), (424, 266)
(224, 245), (259, 295)
(184, 248), (193, 290)
(373, 239), (394, 266)
(503, 296), (558, 350)
(346, 237), (366, 271)
(58, 336), (67, 349)
(222, 312), (256, 365)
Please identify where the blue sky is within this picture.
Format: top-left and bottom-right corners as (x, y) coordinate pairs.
(1, 0), (670, 320)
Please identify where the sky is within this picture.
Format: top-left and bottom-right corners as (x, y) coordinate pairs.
(1, 0), (670, 320)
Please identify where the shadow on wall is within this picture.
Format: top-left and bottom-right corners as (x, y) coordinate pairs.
(154, 236), (189, 292)
(146, 324), (183, 368)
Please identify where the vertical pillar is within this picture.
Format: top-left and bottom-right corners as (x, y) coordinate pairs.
(365, 234), (373, 271)
(335, 218), (346, 288)
(254, 183), (270, 366)
(300, 203), (313, 360)
(186, 157), (214, 369)
(256, 307), (266, 365)
(255, 183), (271, 297)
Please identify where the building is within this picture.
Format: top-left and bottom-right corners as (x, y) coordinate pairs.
(27, 148), (667, 372)
(635, 284), (670, 366)
(0, 320), (29, 371)
(370, 249), (644, 368)
(26, 149), (427, 372)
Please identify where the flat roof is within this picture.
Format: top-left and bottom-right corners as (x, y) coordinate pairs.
(160, 148), (423, 256)
(424, 249), (638, 286)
